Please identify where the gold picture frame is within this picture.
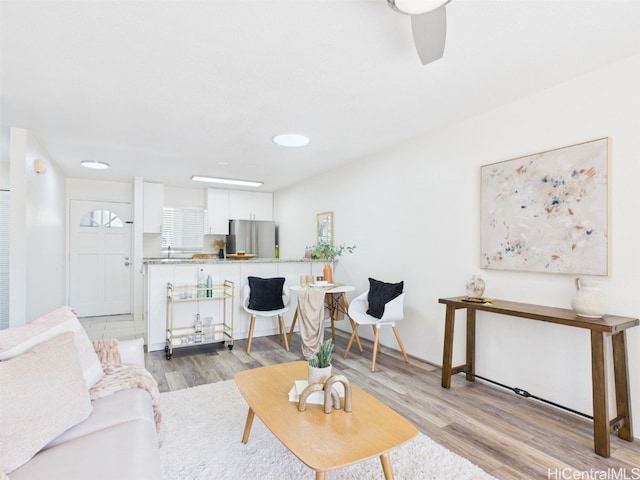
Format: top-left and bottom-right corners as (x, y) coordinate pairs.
(317, 211), (333, 244)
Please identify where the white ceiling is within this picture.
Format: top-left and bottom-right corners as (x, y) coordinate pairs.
(2, 0), (640, 192)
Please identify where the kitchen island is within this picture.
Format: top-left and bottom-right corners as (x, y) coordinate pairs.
(143, 257), (330, 352)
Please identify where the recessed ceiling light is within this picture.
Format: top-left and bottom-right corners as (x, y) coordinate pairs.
(272, 133), (309, 147)
(81, 160), (109, 170)
(191, 175), (263, 187)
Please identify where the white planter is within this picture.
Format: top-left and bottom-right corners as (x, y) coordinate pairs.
(308, 364), (332, 385)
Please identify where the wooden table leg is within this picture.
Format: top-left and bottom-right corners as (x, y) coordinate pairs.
(343, 324), (359, 358)
(612, 330), (634, 441)
(287, 307), (300, 344)
(466, 309), (476, 382)
(327, 293), (338, 340)
(315, 471), (327, 480)
(441, 305), (456, 389)
(379, 452), (395, 480)
(241, 407), (255, 444)
(590, 330), (610, 457)
(341, 293), (363, 352)
(278, 314), (289, 351)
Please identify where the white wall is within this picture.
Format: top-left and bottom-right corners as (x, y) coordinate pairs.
(275, 54), (640, 435)
(9, 128), (67, 324)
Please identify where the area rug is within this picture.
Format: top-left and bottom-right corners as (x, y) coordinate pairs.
(159, 380), (496, 480)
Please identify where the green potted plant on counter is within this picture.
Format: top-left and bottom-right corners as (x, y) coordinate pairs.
(307, 241), (356, 283)
(308, 338), (334, 384)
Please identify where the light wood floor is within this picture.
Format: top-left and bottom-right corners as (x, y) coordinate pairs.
(145, 329), (640, 480)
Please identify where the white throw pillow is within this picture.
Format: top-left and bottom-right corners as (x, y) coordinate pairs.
(0, 306), (104, 388)
(0, 332), (93, 473)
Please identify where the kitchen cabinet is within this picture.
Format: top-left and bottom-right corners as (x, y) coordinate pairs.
(228, 190), (273, 220)
(205, 188), (229, 234)
(143, 182), (164, 233)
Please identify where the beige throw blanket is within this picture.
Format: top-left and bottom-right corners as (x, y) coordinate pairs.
(90, 340), (162, 434)
(297, 287), (331, 358)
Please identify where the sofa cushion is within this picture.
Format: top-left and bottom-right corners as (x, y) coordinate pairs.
(366, 278), (404, 319)
(44, 389), (156, 450)
(0, 332), (93, 474)
(8, 419), (161, 480)
(0, 306), (104, 388)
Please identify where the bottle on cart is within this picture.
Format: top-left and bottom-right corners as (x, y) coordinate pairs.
(206, 275), (213, 297)
(197, 268), (206, 298)
(194, 313), (203, 342)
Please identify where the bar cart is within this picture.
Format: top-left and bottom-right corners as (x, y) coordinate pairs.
(165, 280), (234, 360)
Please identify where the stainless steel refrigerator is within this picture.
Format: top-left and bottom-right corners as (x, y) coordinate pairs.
(227, 220), (276, 258)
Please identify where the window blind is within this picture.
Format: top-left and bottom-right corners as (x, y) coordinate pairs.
(161, 206), (206, 253)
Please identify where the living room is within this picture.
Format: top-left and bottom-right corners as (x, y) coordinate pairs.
(2, 1), (639, 479)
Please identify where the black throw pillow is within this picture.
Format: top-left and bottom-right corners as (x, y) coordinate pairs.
(248, 276), (285, 311)
(366, 277), (403, 319)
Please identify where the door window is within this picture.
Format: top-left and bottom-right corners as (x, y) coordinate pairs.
(80, 209), (124, 228)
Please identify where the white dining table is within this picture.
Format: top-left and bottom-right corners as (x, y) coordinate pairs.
(287, 284), (363, 356)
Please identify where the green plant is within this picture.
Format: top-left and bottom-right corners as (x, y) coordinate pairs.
(308, 338), (334, 368)
(307, 240), (356, 261)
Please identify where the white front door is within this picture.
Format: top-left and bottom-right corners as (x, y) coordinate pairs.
(69, 200), (132, 317)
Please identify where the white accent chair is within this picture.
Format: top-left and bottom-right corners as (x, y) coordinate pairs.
(344, 291), (409, 371)
(242, 284), (290, 354)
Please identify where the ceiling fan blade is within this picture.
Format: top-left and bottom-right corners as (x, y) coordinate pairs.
(410, 6), (447, 65)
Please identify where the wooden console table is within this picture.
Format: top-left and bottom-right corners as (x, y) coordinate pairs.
(438, 296), (638, 458)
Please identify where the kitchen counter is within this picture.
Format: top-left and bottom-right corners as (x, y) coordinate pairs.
(143, 258), (334, 352)
(143, 257), (321, 265)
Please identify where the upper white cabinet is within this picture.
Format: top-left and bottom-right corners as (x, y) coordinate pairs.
(228, 191), (273, 221)
(143, 182), (164, 233)
(205, 188), (230, 235)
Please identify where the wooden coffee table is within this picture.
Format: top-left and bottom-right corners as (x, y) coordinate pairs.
(234, 361), (418, 480)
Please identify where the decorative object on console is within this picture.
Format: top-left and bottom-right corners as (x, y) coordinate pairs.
(481, 137), (609, 275)
(465, 274), (485, 298)
(571, 277), (607, 318)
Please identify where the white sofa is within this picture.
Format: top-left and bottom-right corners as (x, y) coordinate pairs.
(0, 307), (161, 480)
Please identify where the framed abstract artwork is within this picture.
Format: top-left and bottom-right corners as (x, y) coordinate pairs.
(480, 138), (609, 275)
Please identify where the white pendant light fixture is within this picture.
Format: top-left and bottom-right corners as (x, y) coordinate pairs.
(81, 160), (109, 169)
(387, 0), (451, 15)
(191, 175), (263, 187)
(272, 133), (309, 147)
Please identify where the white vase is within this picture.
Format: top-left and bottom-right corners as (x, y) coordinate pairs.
(308, 364), (332, 385)
(571, 278), (607, 318)
(465, 274), (485, 298)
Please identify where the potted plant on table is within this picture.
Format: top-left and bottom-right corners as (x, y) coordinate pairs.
(307, 241), (356, 283)
(308, 338), (334, 384)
